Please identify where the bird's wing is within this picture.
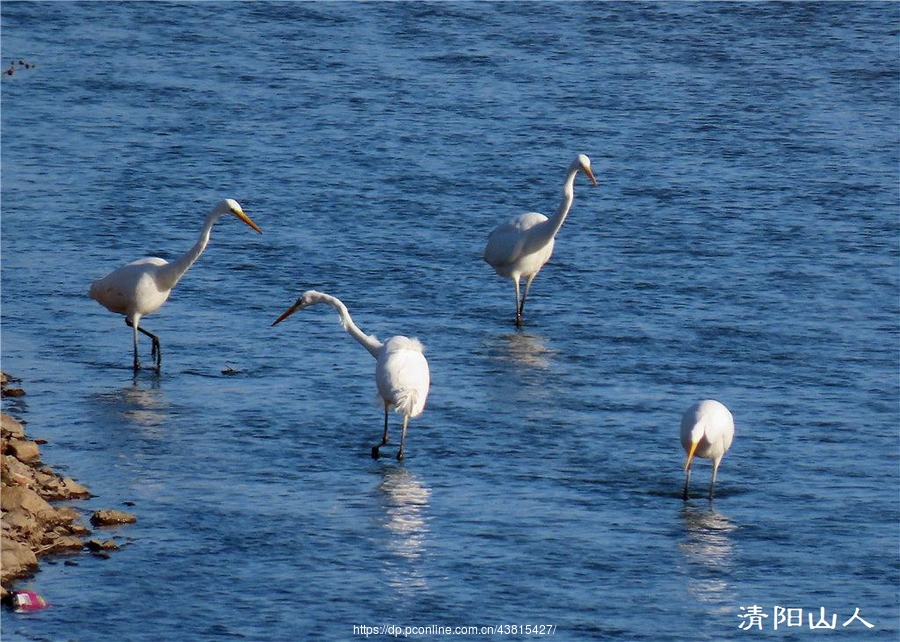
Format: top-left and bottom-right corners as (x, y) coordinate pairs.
(483, 213), (549, 267)
(126, 257), (169, 267)
(89, 258), (170, 315)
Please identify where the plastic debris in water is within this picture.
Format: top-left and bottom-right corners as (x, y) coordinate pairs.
(4, 590), (49, 612)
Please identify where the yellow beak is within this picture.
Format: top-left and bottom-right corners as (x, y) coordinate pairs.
(585, 167), (598, 187)
(684, 440), (700, 471)
(236, 210), (263, 234)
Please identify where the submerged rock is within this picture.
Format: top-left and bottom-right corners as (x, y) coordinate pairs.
(85, 539), (119, 552)
(90, 510), (138, 527)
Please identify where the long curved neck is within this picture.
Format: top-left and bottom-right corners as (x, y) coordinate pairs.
(156, 210), (220, 291)
(319, 295), (383, 359)
(544, 164), (578, 238)
(525, 164), (578, 251)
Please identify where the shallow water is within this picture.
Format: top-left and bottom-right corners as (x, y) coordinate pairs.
(1, 2), (898, 640)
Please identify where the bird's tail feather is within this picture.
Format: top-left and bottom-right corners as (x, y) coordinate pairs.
(392, 388), (421, 416)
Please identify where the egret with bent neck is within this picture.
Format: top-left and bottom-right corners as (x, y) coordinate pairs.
(272, 290), (430, 461)
(681, 399), (735, 501)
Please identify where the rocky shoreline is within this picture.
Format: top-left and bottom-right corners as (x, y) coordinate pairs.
(1, 373), (136, 603)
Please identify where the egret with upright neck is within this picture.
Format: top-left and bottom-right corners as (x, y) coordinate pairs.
(483, 154), (597, 327)
(272, 290), (430, 461)
(89, 198), (262, 370)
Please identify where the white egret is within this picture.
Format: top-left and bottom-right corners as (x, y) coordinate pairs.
(89, 198), (262, 371)
(272, 290), (430, 461)
(483, 154), (598, 327)
(681, 399), (735, 501)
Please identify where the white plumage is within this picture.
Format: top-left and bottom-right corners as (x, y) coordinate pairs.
(89, 199), (262, 370)
(483, 154), (597, 327)
(378, 336), (429, 422)
(680, 399), (735, 500)
(272, 290), (430, 461)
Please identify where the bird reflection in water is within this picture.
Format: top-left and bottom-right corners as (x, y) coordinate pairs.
(376, 467), (431, 596)
(120, 382), (168, 431)
(497, 332), (554, 370)
(679, 504), (736, 610)
(93, 379), (169, 437)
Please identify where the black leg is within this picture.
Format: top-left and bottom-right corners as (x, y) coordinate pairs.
(519, 275), (536, 327)
(381, 404), (390, 446)
(373, 404), (390, 459)
(514, 278), (522, 327)
(126, 319), (162, 370)
(149, 334), (161, 369)
(138, 326), (161, 369)
(126, 319), (141, 371)
(708, 462), (719, 501)
(396, 415), (409, 462)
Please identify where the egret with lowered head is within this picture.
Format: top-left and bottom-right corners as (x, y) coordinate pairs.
(272, 290), (430, 461)
(483, 154), (597, 327)
(681, 399), (735, 501)
(89, 198), (262, 370)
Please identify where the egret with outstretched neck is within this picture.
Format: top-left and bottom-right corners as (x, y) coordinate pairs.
(681, 399), (735, 501)
(483, 154), (597, 327)
(89, 198), (262, 371)
(272, 290), (430, 461)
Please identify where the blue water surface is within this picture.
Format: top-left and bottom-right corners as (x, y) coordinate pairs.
(1, 2), (898, 640)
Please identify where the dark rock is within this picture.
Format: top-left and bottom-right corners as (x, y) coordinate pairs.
(90, 509), (137, 527)
(85, 539), (119, 552)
